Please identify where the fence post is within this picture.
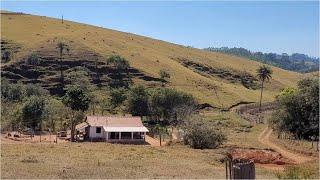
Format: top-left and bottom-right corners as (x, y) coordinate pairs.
(225, 159), (228, 179)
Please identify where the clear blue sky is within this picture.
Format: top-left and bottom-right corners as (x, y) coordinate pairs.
(2, 1), (319, 57)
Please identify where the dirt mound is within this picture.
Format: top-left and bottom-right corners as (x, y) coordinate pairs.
(229, 148), (295, 165)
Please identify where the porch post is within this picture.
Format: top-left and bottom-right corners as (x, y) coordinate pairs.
(131, 132), (133, 140)
(119, 132), (121, 140)
(106, 132), (108, 142)
(144, 132), (146, 140)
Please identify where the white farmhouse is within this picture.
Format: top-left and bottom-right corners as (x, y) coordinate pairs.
(76, 116), (149, 142)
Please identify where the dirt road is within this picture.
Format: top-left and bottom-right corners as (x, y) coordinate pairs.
(258, 127), (314, 164)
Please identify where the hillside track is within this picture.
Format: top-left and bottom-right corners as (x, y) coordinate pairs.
(258, 127), (315, 164)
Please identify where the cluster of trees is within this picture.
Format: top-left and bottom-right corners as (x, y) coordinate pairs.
(1, 78), (91, 141)
(270, 78), (319, 139)
(107, 85), (196, 124)
(1, 79), (67, 134)
(204, 47), (319, 73)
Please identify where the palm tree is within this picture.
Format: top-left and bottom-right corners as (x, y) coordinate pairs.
(57, 42), (69, 85)
(256, 65), (273, 112)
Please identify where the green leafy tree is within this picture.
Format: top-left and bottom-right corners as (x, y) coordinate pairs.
(63, 86), (91, 141)
(21, 96), (46, 135)
(1, 80), (25, 102)
(57, 42), (69, 84)
(149, 88), (196, 125)
(45, 98), (66, 133)
(109, 88), (127, 113)
(256, 65), (273, 112)
(271, 78), (319, 139)
(127, 85), (149, 117)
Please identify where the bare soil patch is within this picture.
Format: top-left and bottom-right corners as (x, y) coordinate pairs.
(229, 148), (294, 165)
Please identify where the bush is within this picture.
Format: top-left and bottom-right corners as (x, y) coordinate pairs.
(26, 53), (41, 66)
(1, 50), (13, 63)
(106, 55), (130, 70)
(183, 119), (226, 149)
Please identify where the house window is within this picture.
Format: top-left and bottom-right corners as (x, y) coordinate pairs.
(96, 127), (101, 134)
(110, 132), (119, 139)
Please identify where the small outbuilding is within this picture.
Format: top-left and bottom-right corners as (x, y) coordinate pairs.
(75, 116), (149, 142)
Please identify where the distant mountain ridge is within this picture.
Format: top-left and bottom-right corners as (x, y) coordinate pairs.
(204, 47), (319, 73)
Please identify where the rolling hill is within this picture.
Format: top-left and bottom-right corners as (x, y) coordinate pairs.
(1, 11), (304, 108)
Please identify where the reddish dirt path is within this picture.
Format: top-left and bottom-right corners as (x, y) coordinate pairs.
(258, 127), (314, 164)
(145, 135), (166, 147)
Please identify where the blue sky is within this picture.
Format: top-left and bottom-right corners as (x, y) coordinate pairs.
(1, 1), (319, 57)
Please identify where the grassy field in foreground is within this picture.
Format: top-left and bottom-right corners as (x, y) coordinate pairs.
(1, 143), (277, 179)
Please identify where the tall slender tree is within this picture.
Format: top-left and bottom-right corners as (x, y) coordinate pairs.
(256, 65), (273, 112)
(57, 42), (69, 85)
(63, 86), (91, 142)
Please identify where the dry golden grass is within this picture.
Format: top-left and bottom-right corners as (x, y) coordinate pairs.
(1, 12), (303, 107)
(1, 142), (279, 179)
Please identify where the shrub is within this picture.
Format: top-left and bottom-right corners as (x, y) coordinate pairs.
(183, 119), (226, 149)
(106, 55), (130, 70)
(1, 50), (13, 63)
(159, 69), (170, 81)
(26, 53), (41, 66)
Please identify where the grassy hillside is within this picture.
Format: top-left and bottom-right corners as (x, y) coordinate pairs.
(1, 11), (303, 107)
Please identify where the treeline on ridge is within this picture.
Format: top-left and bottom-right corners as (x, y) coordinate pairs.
(204, 47), (319, 73)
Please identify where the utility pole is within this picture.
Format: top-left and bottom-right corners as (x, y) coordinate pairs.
(62, 15), (64, 24)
